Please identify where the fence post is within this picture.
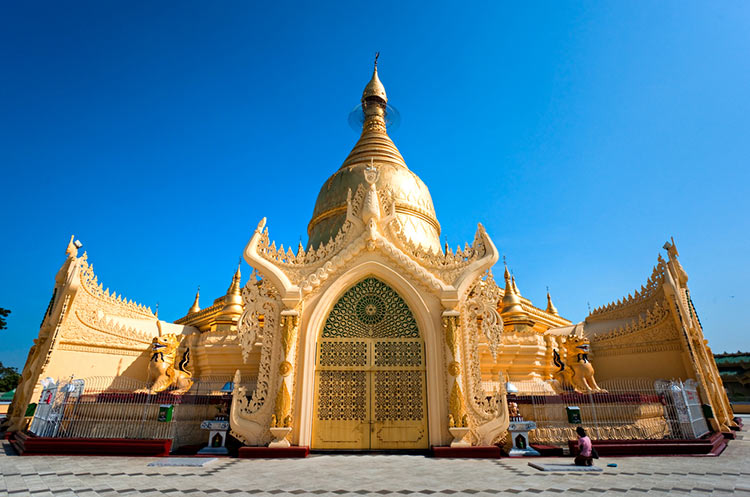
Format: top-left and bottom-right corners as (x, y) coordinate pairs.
(139, 391), (152, 439)
(588, 391), (600, 439)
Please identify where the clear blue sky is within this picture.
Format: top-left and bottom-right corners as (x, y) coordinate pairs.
(1, 2), (749, 369)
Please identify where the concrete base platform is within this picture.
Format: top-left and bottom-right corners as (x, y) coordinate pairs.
(528, 462), (603, 472)
(431, 445), (501, 458)
(148, 457), (217, 467)
(567, 432), (727, 457)
(531, 444), (564, 456)
(238, 446), (310, 458)
(10, 432), (171, 457)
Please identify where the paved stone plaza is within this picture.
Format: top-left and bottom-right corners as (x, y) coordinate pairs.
(1, 423), (748, 496)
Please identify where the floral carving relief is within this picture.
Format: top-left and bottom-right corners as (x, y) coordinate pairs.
(464, 271), (504, 359)
(459, 275), (508, 444)
(237, 272), (282, 417)
(239, 271), (281, 362)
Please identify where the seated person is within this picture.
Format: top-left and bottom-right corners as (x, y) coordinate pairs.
(574, 426), (593, 466)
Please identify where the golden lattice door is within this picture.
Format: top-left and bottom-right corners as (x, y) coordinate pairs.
(312, 278), (428, 450)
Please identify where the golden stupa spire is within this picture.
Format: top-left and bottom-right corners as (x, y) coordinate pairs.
(360, 53), (389, 134)
(219, 262), (243, 319)
(511, 275), (521, 297)
(188, 286), (201, 315)
(502, 265), (522, 309)
(546, 288), (559, 316)
(362, 52), (387, 103)
(307, 55), (442, 253)
(501, 264), (533, 327)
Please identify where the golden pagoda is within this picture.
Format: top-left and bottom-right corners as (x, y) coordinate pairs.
(5, 61), (736, 451)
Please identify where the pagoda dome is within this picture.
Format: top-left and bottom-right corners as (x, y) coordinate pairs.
(307, 63), (442, 253)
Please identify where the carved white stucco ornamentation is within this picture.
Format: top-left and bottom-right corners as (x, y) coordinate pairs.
(233, 164), (501, 447)
(465, 271), (504, 359)
(238, 271), (281, 362)
(231, 272), (284, 445)
(460, 274), (509, 445)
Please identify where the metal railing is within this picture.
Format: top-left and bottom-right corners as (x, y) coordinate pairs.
(493, 377), (710, 445)
(28, 376), (256, 450)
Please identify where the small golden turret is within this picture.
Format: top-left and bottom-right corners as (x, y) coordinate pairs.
(501, 266), (523, 314)
(218, 264), (243, 320)
(501, 266), (534, 329)
(546, 290), (559, 316)
(512, 275), (521, 297)
(188, 287), (201, 315)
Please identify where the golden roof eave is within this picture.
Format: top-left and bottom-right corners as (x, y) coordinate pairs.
(174, 301), (224, 329)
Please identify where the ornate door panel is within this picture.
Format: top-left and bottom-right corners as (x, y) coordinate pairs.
(312, 278), (428, 450)
(370, 339), (427, 449)
(313, 340), (371, 449)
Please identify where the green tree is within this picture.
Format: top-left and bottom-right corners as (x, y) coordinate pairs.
(0, 308), (19, 392)
(0, 362), (21, 392)
(0, 307), (9, 330)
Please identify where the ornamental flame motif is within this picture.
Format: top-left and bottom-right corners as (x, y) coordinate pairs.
(465, 271), (504, 359)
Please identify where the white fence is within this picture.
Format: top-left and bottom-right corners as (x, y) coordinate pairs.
(494, 378), (711, 444)
(28, 376), (255, 450)
(656, 379), (710, 439)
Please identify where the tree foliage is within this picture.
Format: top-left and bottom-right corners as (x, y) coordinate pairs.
(0, 308), (20, 392)
(0, 307), (9, 330)
(0, 362), (21, 392)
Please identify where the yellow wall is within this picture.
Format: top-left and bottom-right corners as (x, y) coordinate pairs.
(592, 348), (689, 381)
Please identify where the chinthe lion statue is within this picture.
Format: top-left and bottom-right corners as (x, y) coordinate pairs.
(551, 335), (605, 394)
(143, 323), (193, 394)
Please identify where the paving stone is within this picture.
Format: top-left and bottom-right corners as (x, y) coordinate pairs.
(2, 428), (750, 497)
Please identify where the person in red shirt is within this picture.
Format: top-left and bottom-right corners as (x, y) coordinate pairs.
(574, 426), (594, 466)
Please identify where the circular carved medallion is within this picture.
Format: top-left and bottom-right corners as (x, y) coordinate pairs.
(279, 361), (293, 376)
(356, 294), (386, 325)
(447, 361), (461, 377)
(322, 277), (419, 339)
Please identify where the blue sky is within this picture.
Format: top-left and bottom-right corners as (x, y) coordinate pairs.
(1, 2), (749, 368)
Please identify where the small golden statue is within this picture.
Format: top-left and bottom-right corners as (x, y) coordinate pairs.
(143, 322), (193, 394)
(551, 335), (605, 393)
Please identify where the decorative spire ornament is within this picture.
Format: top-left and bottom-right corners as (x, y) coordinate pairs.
(511, 274), (521, 297)
(501, 264), (533, 327)
(362, 52), (387, 103)
(546, 287), (559, 316)
(189, 286), (201, 314)
(219, 262), (243, 319)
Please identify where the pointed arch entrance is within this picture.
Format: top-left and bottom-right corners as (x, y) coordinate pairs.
(311, 277), (429, 450)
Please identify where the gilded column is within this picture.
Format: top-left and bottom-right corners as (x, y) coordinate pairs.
(443, 310), (470, 447)
(268, 309), (299, 448)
